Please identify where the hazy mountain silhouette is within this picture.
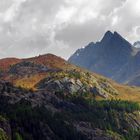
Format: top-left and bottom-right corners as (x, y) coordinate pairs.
(69, 31), (140, 86)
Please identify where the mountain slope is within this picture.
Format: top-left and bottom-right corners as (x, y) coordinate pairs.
(69, 31), (140, 86)
(0, 54), (140, 139)
(1, 53), (140, 101)
(0, 58), (21, 72)
(1, 80), (140, 140)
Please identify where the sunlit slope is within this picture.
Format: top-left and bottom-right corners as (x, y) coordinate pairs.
(0, 53), (140, 102)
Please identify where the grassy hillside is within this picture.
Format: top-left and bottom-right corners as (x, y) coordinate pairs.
(0, 54), (140, 139)
(1, 53), (140, 102)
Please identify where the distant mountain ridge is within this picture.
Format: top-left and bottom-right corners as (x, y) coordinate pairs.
(69, 31), (140, 86)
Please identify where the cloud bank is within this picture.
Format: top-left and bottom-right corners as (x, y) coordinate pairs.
(0, 0), (140, 59)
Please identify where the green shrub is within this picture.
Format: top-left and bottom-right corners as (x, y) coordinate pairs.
(0, 129), (8, 140)
(14, 133), (23, 140)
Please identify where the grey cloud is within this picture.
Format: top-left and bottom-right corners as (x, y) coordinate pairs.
(0, 0), (140, 59)
(109, 0), (140, 42)
(55, 0), (126, 49)
(95, 0), (126, 15)
(55, 18), (110, 48)
(0, 0), (13, 12)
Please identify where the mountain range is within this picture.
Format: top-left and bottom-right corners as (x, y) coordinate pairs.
(69, 31), (140, 86)
(0, 54), (140, 139)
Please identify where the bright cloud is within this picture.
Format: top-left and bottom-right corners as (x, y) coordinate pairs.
(0, 0), (139, 59)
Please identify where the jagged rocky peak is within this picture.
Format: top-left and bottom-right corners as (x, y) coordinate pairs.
(101, 31), (131, 46)
(113, 31), (125, 41)
(69, 31), (140, 85)
(113, 31), (133, 47)
(113, 31), (122, 37)
(101, 30), (114, 42)
(87, 42), (95, 46)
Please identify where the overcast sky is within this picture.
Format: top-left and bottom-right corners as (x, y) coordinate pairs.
(0, 0), (140, 59)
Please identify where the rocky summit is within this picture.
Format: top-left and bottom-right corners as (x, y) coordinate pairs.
(0, 54), (140, 140)
(69, 31), (140, 86)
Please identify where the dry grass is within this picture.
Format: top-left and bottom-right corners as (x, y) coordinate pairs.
(15, 73), (48, 90)
(113, 83), (140, 102)
(1, 53), (140, 103)
(0, 58), (21, 71)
